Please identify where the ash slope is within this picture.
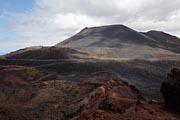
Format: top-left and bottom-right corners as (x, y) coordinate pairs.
(58, 25), (157, 47)
(142, 30), (180, 53)
(57, 25), (180, 60)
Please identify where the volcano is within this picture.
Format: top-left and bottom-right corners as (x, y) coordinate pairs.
(0, 24), (180, 119)
(56, 25), (180, 60)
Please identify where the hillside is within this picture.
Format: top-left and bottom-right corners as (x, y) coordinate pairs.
(56, 25), (180, 60)
(143, 30), (180, 53)
(4, 46), (88, 60)
(58, 25), (157, 47)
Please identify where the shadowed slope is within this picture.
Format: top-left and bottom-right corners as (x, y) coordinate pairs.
(143, 30), (180, 53)
(4, 46), (88, 60)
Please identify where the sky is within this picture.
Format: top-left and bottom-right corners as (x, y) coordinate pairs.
(1, 0), (180, 55)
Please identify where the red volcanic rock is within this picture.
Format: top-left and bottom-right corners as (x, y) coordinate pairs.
(161, 68), (180, 111)
(0, 65), (46, 80)
(0, 68), (179, 120)
(71, 79), (179, 120)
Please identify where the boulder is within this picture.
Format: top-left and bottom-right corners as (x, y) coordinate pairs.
(161, 68), (180, 110)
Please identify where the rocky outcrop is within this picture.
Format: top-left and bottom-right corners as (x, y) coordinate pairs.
(0, 65), (46, 85)
(71, 79), (179, 120)
(161, 68), (180, 111)
(71, 79), (142, 120)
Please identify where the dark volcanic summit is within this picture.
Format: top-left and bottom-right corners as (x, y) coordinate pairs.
(57, 25), (180, 49)
(58, 25), (157, 48)
(57, 24), (180, 59)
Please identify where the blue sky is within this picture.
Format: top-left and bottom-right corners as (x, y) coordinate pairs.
(0, 0), (180, 55)
(0, 0), (34, 55)
(0, 0), (34, 13)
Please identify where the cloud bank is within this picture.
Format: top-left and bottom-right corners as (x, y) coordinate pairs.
(4, 0), (180, 52)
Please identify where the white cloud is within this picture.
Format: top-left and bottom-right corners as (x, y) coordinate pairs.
(7, 0), (180, 47)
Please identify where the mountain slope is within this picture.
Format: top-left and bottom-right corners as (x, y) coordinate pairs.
(4, 46), (88, 60)
(56, 25), (180, 60)
(57, 25), (157, 48)
(143, 30), (180, 53)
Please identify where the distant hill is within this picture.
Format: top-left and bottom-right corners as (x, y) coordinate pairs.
(142, 30), (180, 53)
(56, 25), (180, 60)
(4, 46), (88, 60)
